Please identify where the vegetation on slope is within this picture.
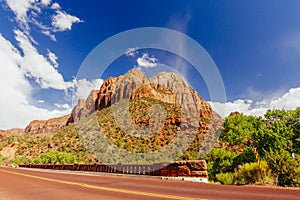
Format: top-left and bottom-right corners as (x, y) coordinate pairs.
(98, 97), (181, 153)
(1, 94), (299, 187)
(0, 124), (95, 165)
(76, 97), (207, 163)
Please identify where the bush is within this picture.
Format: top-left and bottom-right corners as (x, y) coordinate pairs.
(0, 155), (8, 165)
(235, 161), (270, 185)
(33, 151), (76, 164)
(12, 156), (30, 166)
(294, 166), (300, 187)
(216, 172), (235, 185)
(266, 149), (300, 187)
(205, 148), (238, 181)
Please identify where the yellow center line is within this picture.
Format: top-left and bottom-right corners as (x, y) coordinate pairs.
(0, 169), (207, 200)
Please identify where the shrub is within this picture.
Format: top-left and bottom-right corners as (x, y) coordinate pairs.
(12, 156), (30, 166)
(235, 161), (271, 185)
(266, 149), (300, 187)
(205, 148), (238, 181)
(216, 172), (235, 185)
(0, 155), (8, 165)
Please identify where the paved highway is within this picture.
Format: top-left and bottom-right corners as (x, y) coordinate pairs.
(0, 167), (299, 200)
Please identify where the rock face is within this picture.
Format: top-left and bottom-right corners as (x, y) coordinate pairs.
(161, 160), (208, 178)
(69, 69), (218, 132)
(67, 90), (100, 124)
(0, 142), (18, 159)
(24, 114), (70, 135)
(0, 128), (23, 139)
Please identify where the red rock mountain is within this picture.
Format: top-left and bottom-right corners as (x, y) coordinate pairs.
(68, 69), (222, 135)
(2, 69), (222, 136)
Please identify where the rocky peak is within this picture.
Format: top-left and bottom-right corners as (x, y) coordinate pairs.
(150, 72), (212, 120)
(69, 69), (220, 135)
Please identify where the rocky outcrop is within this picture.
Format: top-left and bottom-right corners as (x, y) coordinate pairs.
(149, 71), (213, 131)
(95, 76), (123, 111)
(229, 111), (240, 116)
(67, 90), (100, 124)
(24, 114), (70, 135)
(0, 128), (23, 138)
(70, 69), (218, 130)
(0, 142), (18, 159)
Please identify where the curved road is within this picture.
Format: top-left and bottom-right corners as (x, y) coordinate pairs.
(0, 167), (299, 200)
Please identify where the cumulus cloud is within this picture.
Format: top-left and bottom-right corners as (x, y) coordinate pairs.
(14, 29), (72, 90)
(210, 87), (300, 118)
(41, 0), (51, 6)
(72, 78), (103, 102)
(51, 10), (82, 31)
(125, 48), (138, 57)
(0, 0), (83, 130)
(137, 53), (158, 68)
(0, 33), (70, 129)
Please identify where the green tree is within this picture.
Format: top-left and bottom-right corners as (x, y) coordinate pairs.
(265, 149), (300, 187)
(33, 151), (76, 164)
(220, 114), (264, 150)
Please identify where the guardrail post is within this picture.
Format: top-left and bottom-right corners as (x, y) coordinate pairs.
(117, 163), (122, 173)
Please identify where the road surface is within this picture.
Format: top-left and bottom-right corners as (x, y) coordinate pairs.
(0, 166), (299, 200)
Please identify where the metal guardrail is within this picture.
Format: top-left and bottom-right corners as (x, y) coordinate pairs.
(19, 160), (208, 178)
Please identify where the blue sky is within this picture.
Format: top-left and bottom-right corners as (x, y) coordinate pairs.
(0, 0), (300, 129)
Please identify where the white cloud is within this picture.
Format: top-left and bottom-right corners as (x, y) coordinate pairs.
(0, 1), (82, 129)
(137, 53), (158, 68)
(41, 0), (52, 6)
(5, 0), (82, 39)
(125, 48), (138, 57)
(210, 87), (300, 118)
(72, 78), (103, 101)
(47, 49), (58, 68)
(50, 2), (60, 10)
(51, 10), (82, 31)
(41, 30), (56, 41)
(14, 29), (72, 90)
(54, 103), (71, 110)
(0, 33), (70, 129)
(5, 0), (35, 30)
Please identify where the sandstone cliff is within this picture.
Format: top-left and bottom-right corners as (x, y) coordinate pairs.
(24, 114), (70, 135)
(69, 69), (222, 136)
(20, 69), (222, 136)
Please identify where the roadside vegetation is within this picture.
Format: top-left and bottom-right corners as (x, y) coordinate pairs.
(1, 99), (299, 187)
(205, 107), (300, 187)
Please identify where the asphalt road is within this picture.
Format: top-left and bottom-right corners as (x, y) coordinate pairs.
(0, 167), (299, 200)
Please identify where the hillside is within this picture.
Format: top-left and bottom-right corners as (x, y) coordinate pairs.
(0, 69), (222, 165)
(72, 69), (222, 163)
